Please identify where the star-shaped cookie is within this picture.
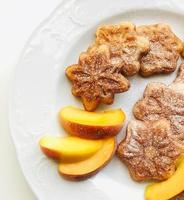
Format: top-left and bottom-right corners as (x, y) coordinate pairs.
(90, 22), (150, 76)
(133, 63), (184, 149)
(66, 45), (130, 111)
(137, 23), (183, 76)
(117, 119), (181, 181)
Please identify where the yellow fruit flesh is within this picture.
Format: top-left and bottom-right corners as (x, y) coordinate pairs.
(58, 137), (116, 176)
(60, 106), (125, 126)
(39, 135), (103, 162)
(145, 157), (184, 200)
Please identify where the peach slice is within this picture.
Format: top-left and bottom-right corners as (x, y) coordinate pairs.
(60, 106), (125, 139)
(58, 137), (116, 180)
(39, 135), (103, 162)
(145, 157), (184, 200)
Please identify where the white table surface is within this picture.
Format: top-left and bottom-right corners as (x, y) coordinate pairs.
(0, 1), (61, 199)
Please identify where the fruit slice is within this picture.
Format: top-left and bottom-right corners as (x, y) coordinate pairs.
(58, 137), (116, 180)
(39, 135), (103, 162)
(145, 157), (184, 200)
(60, 106), (125, 139)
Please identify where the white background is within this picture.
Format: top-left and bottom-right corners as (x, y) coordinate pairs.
(0, 0), (61, 199)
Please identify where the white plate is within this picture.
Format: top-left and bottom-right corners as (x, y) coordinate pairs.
(9, 0), (184, 199)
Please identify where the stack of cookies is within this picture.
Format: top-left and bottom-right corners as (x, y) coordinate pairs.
(65, 22), (183, 111)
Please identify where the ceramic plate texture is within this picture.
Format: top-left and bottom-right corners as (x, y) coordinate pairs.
(9, 0), (184, 199)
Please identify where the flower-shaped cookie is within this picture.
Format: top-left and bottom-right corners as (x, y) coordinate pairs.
(137, 24), (183, 76)
(66, 45), (130, 111)
(91, 22), (150, 76)
(117, 119), (181, 181)
(133, 63), (184, 149)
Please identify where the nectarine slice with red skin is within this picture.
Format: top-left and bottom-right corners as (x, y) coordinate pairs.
(58, 137), (116, 180)
(39, 135), (103, 162)
(60, 106), (125, 139)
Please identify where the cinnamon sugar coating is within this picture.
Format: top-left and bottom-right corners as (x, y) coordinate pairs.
(137, 24), (183, 76)
(117, 119), (181, 181)
(66, 45), (130, 111)
(91, 22), (150, 76)
(133, 63), (184, 149)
